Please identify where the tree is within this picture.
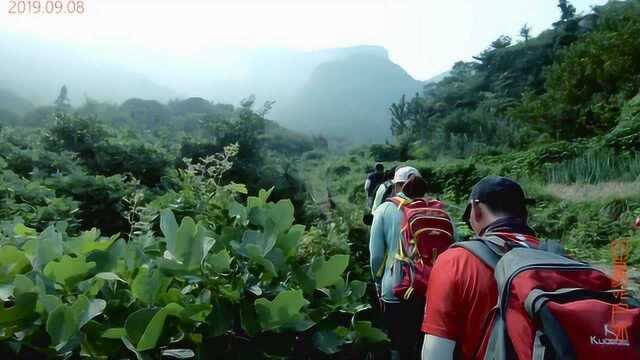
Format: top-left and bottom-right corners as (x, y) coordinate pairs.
(520, 24), (532, 43)
(558, 0), (576, 22)
(390, 94), (409, 136)
(491, 35), (512, 49)
(54, 85), (71, 111)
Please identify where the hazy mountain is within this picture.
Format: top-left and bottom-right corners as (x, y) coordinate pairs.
(0, 33), (177, 106)
(1, 33), (423, 144)
(272, 47), (422, 144)
(0, 88), (34, 115)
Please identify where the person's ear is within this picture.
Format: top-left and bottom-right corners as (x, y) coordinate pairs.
(472, 202), (483, 224)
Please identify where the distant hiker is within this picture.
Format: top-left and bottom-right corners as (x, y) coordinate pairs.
(421, 176), (640, 360)
(370, 165), (398, 213)
(364, 163), (385, 210)
(370, 169), (455, 360)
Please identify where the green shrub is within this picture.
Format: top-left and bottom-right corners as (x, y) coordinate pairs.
(0, 183), (383, 358)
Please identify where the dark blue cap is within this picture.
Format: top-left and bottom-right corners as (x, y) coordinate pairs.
(462, 176), (531, 223)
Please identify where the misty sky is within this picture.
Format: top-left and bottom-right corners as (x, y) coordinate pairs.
(2, 0), (608, 80)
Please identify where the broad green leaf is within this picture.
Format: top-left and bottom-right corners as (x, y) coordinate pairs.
(350, 280), (367, 300)
(259, 188), (274, 203)
(77, 297), (107, 328)
(136, 303), (184, 351)
(246, 244), (276, 276)
(46, 295), (106, 348)
(313, 255), (350, 288)
(66, 229), (115, 256)
(228, 201), (248, 224)
(125, 308), (157, 346)
(181, 304), (212, 322)
(247, 188), (273, 209)
(313, 330), (348, 354)
(94, 272), (126, 282)
(44, 255), (96, 288)
(0, 289), (38, 326)
(254, 290), (314, 332)
(39, 294), (62, 314)
(277, 225), (305, 257)
(87, 238), (124, 273)
(353, 321), (389, 343)
(13, 274), (35, 294)
(23, 225), (63, 270)
(101, 328), (126, 339)
(160, 210), (179, 255)
(46, 304), (78, 348)
(267, 200), (295, 233)
(14, 223), (37, 237)
(131, 266), (167, 306)
(163, 215), (215, 271)
(0, 246), (31, 282)
(207, 250), (231, 273)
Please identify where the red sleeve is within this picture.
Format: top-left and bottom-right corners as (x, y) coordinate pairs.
(421, 249), (465, 341)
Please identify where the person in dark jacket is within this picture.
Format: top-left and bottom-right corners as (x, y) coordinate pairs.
(364, 163), (385, 210)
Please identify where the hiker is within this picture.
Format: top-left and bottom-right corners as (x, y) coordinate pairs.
(364, 163), (385, 211)
(370, 168), (455, 360)
(421, 176), (640, 359)
(371, 165), (398, 213)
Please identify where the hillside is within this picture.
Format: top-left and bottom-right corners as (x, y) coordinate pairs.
(0, 34), (177, 105)
(274, 49), (422, 144)
(0, 35), (421, 145)
(2, 0), (640, 358)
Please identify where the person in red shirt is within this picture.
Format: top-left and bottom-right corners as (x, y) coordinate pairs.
(421, 176), (538, 360)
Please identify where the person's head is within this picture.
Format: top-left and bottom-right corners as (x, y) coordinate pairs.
(401, 175), (429, 199)
(374, 162), (384, 174)
(385, 166), (398, 181)
(392, 166), (421, 193)
(462, 176), (530, 234)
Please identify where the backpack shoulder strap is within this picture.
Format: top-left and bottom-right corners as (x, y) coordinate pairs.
(452, 234), (523, 270)
(453, 240), (502, 270)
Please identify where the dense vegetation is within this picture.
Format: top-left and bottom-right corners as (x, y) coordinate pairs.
(355, 0), (640, 266)
(2, 0), (640, 358)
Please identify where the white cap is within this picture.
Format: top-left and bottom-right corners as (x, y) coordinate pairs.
(392, 166), (421, 184)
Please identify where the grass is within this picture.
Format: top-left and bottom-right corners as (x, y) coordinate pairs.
(545, 181), (640, 202)
(546, 151), (640, 184)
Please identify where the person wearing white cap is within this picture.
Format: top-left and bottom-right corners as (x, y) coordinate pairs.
(370, 166), (420, 213)
(369, 166), (424, 359)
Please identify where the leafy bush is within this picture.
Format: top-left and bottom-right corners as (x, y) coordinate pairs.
(513, 16), (640, 138)
(369, 144), (404, 162)
(0, 183), (384, 358)
(44, 173), (136, 235)
(0, 169), (80, 231)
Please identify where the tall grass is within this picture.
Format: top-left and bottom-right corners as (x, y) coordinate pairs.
(546, 151), (640, 184)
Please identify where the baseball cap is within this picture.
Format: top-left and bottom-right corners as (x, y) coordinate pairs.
(392, 166), (420, 184)
(462, 176), (532, 223)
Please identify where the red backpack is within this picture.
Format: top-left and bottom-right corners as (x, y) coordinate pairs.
(388, 196), (454, 300)
(455, 236), (640, 360)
